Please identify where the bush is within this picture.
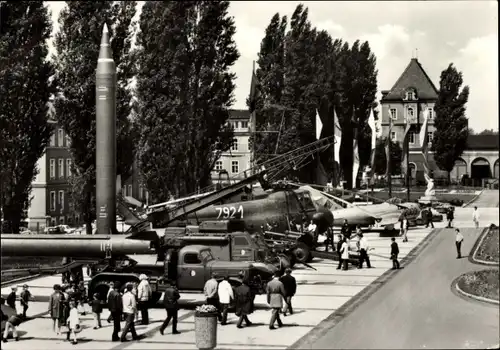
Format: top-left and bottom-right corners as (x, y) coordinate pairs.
(457, 269), (499, 302)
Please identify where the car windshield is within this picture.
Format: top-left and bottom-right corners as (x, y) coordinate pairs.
(297, 192), (316, 211)
(199, 250), (214, 263)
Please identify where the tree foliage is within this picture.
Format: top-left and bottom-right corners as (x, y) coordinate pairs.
(373, 138), (402, 176)
(53, 1), (137, 233)
(135, 1), (239, 202)
(478, 129), (498, 135)
(432, 63), (469, 181)
(251, 4), (378, 188)
(0, 1), (54, 233)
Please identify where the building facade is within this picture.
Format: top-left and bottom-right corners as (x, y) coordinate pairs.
(211, 109), (252, 184)
(380, 58), (499, 184)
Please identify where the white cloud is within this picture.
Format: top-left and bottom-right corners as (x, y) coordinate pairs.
(316, 20), (344, 36)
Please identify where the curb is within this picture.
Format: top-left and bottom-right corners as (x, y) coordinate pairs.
(289, 227), (442, 350)
(463, 189), (484, 207)
(468, 225), (500, 266)
(487, 344), (499, 349)
(454, 279), (499, 305)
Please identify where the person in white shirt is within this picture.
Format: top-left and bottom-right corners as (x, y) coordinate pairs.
(137, 274), (152, 325)
(472, 207), (480, 229)
(357, 233), (372, 268)
(455, 229), (464, 259)
(340, 239), (350, 271)
(204, 273), (222, 321)
(120, 284), (139, 342)
(401, 214), (408, 243)
(217, 275), (234, 325)
(66, 301), (80, 344)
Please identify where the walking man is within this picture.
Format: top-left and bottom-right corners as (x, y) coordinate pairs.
(20, 284), (32, 318)
(446, 207), (454, 228)
(455, 228), (464, 259)
(472, 206), (480, 228)
(358, 233), (372, 269)
(266, 271), (286, 330)
(2, 313), (22, 343)
(234, 273), (254, 329)
(204, 272), (222, 321)
(336, 234), (344, 270)
(390, 237), (400, 269)
(280, 268), (296, 316)
(159, 280), (181, 335)
(217, 275), (234, 325)
(340, 237), (350, 270)
(120, 283), (139, 342)
(341, 220), (352, 240)
(107, 282), (122, 342)
(137, 274), (152, 325)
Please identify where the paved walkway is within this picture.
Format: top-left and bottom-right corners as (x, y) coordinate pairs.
(301, 227), (500, 349)
(466, 189), (499, 208)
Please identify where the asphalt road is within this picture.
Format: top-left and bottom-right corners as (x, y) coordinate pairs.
(467, 189), (500, 208)
(305, 227), (500, 349)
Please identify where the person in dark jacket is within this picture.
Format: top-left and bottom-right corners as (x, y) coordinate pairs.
(159, 280), (181, 335)
(336, 234), (344, 270)
(234, 273), (254, 328)
(390, 238), (400, 269)
(6, 287), (17, 312)
(341, 220), (352, 239)
(49, 284), (65, 334)
(20, 285), (32, 318)
(446, 207), (454, 228)
(280, 268), (296, 316)
(89, 293), (103, 329)
(107, 282), (123, 342)
(2, 314), (22, 342)
(424, 208), (434, 228)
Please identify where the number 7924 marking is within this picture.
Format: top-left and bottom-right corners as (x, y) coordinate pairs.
(215, 205), (244, 219)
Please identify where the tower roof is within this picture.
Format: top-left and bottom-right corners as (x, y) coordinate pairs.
(382, 58), (439, 101)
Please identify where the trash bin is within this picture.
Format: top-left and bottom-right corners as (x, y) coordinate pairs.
(194, 309), (218, 350)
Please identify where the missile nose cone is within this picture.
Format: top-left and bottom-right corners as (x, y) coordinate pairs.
(98, 23), (114, 62)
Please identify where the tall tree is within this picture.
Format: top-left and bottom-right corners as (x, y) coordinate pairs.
(432, 63), (469, 184)
(336, 40), (378, 189)
(249, 13), (288, 166)
(373, 138), (402, 175)
(478, 129), (498, 135)
(53, 1), (137, 233)
(0, 1), (54, 233)
(135, 1), (239, 202)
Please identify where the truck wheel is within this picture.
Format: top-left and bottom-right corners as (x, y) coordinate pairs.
(293, 243), (311, 264)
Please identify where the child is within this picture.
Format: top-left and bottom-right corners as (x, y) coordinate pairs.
(66, 301), (80, 344)
(390, 237), (400, 269)
(6, 287), (17, 312)
(2, 313), (22, 342)
(400, 214), (408, 242)
(20, 284), (33, 318)
(89, 293), (103, 329)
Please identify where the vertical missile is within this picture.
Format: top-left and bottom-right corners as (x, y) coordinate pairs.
(96, 24), (117, 235)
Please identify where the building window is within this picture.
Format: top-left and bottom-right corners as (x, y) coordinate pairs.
(65, 135), (71, 146)
(427, 131), (434, 143)
(233, 121), (239, 129)
(428, 107), (434, 119)
(50, 159), (55, 178)
(390, 131), (397, 141)
(58, 158), (64, 178)
(50, 191), (56, 211)
(58, 190), (64, 212)
(407, 107), (414, 120)
(214, 161), (223, 171)
(75, 215), (79, 225)
(405, 91), (415, 100)
(390, 108), (397, 120)
(50, 217), (56, 227)
(241, 121), (248, 129)
(66, 159), (71, 177)
(59, 216), (65, 225)
(58, 128), (64, 147)
(231, 139), (238, 151)
(127, 185), (132, 197)
(231, 160), (239, 174)
(50, 133), (56, 146)
(409, 132), (415, 144)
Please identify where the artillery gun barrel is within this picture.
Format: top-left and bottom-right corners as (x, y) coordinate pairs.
(0, 234), (153, 258)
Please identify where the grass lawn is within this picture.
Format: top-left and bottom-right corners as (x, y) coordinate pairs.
(474, 226), (500, 264)
(457, 269), (499, 302)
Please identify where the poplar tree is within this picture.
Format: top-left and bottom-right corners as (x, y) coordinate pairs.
(53, 1), (137, 233)
(135, 1), (239, 202)
(432, 63), (469, 184)
(0, 1), (54, 233)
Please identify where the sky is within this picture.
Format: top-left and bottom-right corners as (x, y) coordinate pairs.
(45, 1), (498, 132)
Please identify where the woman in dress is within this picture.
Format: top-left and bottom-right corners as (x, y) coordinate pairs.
(48, 284), (64, 335)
